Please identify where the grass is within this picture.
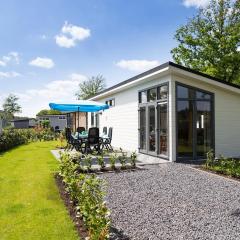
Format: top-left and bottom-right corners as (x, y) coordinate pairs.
(0, 141), (79, 240)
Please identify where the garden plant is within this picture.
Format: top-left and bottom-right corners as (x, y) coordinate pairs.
(59, 152), (110, 240)
(204, 150), (240, 178)
(0, 127), (59, 153)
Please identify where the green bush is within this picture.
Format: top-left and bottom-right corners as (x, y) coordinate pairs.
(118, 148), (127, 169)
(109, 153), (117, 170)
(97, 154), (105, 171)
(130, 151), (137, 168)
(0, 129), (29, 152)
(0, 128), (59, 153)
(205, 150), (240, 178)
(59, 152), (110, 240)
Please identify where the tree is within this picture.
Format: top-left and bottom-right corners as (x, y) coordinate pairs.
(2, 94), (21, 119)
(75, 75), (106, 100)
(171, 0), (240, 83)
(37, 109), (62, 116)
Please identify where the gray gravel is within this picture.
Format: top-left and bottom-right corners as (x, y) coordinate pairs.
(101, 163), (240, 240)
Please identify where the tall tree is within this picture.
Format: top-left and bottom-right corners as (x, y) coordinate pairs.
(171, 0), (240, 83)
(75, 75), (106, 100)
(2, 94), (21, 119)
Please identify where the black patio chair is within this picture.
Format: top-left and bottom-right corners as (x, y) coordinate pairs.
(102, 127), (113, 151)
(54, 126), (60, 133)
(77, 127), (85, 134)
(81, 127), (102, 154)
(65, 127), (81, 151)
(103, 126), (107, 135)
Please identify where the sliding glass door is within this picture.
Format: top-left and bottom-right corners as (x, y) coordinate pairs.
(196, 101), (212, 157)
(176, 84), (214, 160)
(158, 102), (168, 156)
(139, 107), (147, 152)
(138, 84), (168, 158)
(148, 105), (156, 153)
(177, 100), (194, 158)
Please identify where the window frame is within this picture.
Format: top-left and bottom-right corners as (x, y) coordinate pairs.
(138, 82), (169, 104)
(138, 82), (169, 160)
(175, 82), (215, 161)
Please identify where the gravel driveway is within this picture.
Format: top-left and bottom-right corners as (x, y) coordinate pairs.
(101, 163), (240, 240)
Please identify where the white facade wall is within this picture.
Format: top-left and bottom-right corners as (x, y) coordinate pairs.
(89, 69), (240, 161)
(89, 75), (171, 152)
(173, 74), (240, 158)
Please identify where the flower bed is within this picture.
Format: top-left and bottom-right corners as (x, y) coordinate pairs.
(203, 150), (240, 179)
(66, 148), (138, 173)
(58, 152), (111, 240)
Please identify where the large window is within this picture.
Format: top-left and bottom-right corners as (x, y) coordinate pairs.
(176, 83), (214, 160)
(158, 102), (168, 155)
(138, 84), (168, 158)
(139, 107), (146, 150)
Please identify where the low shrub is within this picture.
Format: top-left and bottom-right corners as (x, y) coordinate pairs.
(59, 152), (110, 240)
(0, 128), (28, 152)
(109, 152), (117, 170)
(205, 150), (240, 178)
(84, 155), (93, 172)
(119, 148), (127, 169)
(97, 154), (105, 171)
(130, 151), (137, 168)
(0, 127), (59, 153)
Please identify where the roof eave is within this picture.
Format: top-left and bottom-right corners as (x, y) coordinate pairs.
(89, 64), (171, 100)
(89, 61), (240, 100)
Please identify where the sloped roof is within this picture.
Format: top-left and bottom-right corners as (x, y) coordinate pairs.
(90, 61), (240, 99)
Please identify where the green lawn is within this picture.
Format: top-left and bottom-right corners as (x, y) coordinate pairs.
(0, 141), (79, 240)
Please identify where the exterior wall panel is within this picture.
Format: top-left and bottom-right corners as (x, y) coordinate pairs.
(89, 75), (171, 152)
(173, 74), (240, 158)
(88, 70), (240, 161)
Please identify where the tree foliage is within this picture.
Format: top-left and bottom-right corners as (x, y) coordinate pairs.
(75, 75), (106, 100)
(171, 0), (240, 83)
(2, 94), (21, 119)
(36, 109), (62, 116)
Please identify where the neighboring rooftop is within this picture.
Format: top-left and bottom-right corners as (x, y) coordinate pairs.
(37, 114), (66, 117)
(10, 118), (35, 122)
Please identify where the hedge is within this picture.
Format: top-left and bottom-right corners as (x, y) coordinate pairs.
(0, 128), (59, 153)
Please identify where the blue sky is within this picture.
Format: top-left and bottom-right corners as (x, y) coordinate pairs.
(0, 0), (207, 116)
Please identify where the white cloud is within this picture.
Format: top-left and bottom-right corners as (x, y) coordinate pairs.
(116, 59), (160, 72)
(55, 21), (91, 48)
(0, 71), (21, 78)
(0, 51), (20, 67)
(0, 73), (87, 117)
(0, 60), (6, 67)
(183, 0), (210, 8)
(29, 57), (55, 69)
(8, 52), (20, 64)
(55, 35), (75, 48)
(237, 46), (240, 52)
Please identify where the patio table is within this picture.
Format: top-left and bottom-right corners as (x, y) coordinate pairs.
(73, 132), (109, 140)
(72, 132), (110, 153)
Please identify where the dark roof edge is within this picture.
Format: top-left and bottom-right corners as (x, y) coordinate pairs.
(11, 118), (35, 122)
(90, 62), (170, 99)
(37, 114), (66, 116)
(168, 61), (240, 90)
(91, 61), (240, 99)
